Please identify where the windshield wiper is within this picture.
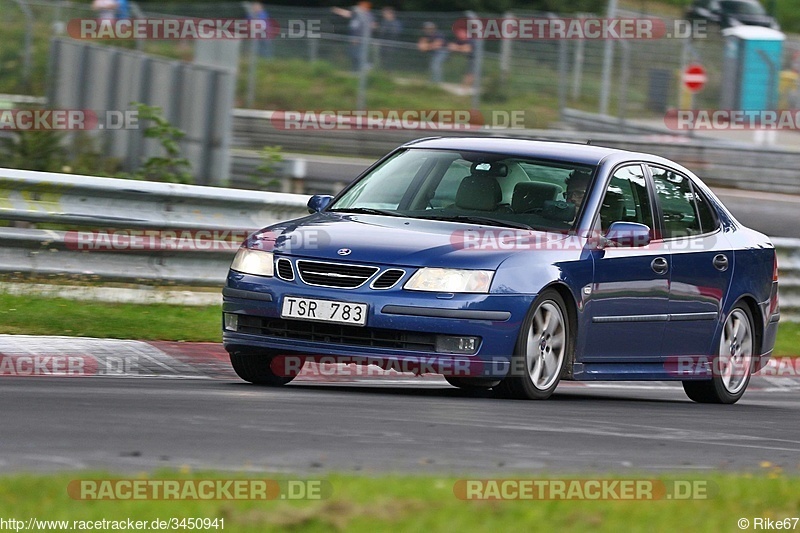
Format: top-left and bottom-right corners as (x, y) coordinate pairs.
(328, 207), (403, 217)
(417, 214), (534, 231)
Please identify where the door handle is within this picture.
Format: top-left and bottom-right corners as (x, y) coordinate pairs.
(713, 254), (729, 272)
(651, 257), (668, 275)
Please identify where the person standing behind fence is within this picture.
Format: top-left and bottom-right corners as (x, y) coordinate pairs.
(377, 7), (403, 68)
(448, 25), (474, 89)
(332, 2), (376, 72)
(247, 2), (274, 59)
(115, 0), (129, 19)
(417, 22), (448, 83)
(92, 0), (118, 20)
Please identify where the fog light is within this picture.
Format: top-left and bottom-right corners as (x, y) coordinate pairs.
(224, 313), (239, 331)
(435, 335), (480, 354)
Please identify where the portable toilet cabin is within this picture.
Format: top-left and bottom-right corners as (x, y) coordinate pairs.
(721, 26), (784, 113)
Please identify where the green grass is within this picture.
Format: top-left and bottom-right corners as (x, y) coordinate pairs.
(0, 292), (797, 356)
(774, 320), (800, 357)
(0, 471), (799, 532)
(0, 292), (221, 342)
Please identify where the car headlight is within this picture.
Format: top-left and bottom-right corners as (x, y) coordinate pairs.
(230, 248), (274, 277)
(404, 268), (494, 293)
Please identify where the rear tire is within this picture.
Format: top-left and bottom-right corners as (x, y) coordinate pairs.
(682, 303), (754, 404)
(496, 289), (572, 400)
(229, 352), (301, 386)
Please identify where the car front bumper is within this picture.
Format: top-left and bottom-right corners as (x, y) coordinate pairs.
(222, 271), (536, 379)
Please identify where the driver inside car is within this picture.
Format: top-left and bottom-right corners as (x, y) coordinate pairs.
(563, 169), (592, 224)
(565, 169), (592, 211)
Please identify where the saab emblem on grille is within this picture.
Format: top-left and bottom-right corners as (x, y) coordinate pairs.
(337, 248), (352, 256)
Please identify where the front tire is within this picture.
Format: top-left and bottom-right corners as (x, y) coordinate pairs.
(229, 352), (301, 386)
(496, 289), (572, 400)
(683, 304), (754, 404)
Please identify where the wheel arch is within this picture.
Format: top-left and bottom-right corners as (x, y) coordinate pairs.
(539, 281), (580, 378)
(735, 294), (764, 356)
(717, 294), (763, 358)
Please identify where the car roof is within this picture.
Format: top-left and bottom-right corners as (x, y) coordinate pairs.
(401, 137), (631, 166)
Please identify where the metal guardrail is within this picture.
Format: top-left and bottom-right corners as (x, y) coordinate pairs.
(0, 167), (309, 285)
(775, 238), (800, 322)
(0, 167), (798, 321)
(0, 226), (233, 286)
(0, 167), (308, 230)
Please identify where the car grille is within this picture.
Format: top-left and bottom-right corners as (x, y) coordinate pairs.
(275, 257), (294, 281)
(296, 260), (379, 288)
(236, 316), (438, 352)
(370, 269), (405, 289)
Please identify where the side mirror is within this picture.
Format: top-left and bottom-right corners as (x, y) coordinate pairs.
(604, 222), (651, 247)
(307, 194), (333, 214)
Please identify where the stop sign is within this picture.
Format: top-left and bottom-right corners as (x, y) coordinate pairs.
(683, 64), (707, 93)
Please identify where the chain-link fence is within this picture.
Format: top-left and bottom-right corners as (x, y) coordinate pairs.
(2, 0), (800, 128)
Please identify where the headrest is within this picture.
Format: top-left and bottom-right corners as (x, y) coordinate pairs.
(455, 175), (502, 211)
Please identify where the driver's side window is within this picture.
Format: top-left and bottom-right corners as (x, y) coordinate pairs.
(600, 165), (654, 233)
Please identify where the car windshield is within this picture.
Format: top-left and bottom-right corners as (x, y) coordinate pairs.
(329, 148), (597, 232)
(720, 0), (766, 15)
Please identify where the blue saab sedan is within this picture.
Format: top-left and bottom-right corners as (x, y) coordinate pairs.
(222, 137), (780, 403)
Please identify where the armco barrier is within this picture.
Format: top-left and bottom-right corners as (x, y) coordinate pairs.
(0, 167), (308, 285)
(774, 238), (800, 322)
(0, 167), (798, 320)
(0, 167), (308, 230)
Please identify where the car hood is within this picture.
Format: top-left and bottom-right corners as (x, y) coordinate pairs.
(247, 212), (573, 270)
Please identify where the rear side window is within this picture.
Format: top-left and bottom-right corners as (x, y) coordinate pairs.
(693, 184), (719, 233)
(649, 166), (718, 238)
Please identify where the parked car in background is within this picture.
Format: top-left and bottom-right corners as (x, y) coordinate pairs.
(686, 0), (780, 30)
(223, 138), (780, 404)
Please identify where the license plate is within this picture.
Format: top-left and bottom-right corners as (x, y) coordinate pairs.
(281, 296), (367, 326)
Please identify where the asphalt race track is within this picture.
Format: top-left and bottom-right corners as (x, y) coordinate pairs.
(3, 375), (800, 474)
